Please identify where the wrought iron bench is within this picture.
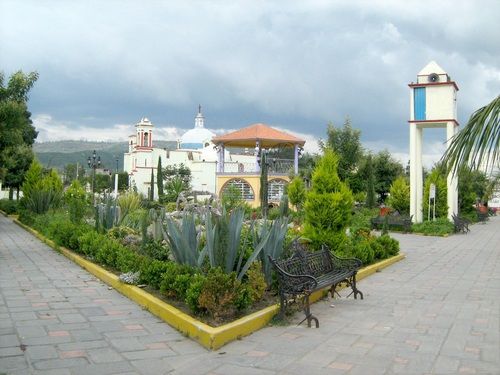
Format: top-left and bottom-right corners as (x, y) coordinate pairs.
(371, 213), (413, 233)
(269, 243), (363, 328)
(452, 213), (470, 233)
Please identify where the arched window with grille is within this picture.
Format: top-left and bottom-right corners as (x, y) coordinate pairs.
(222, 179), (254, 201)
(268, 179), (287, 202)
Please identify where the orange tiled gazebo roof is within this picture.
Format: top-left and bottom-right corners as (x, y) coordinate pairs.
(212, 123), (305, 148)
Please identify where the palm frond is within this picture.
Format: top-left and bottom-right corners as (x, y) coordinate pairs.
(442, 96), (500, 175)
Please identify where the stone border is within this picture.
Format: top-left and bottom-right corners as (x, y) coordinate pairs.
(13, 218), (405, 349)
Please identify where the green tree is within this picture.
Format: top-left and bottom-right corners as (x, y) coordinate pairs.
(373, 150), (404, 202)
(324, 117), (363, 184)
(63, 163), (85, 186)
(297, 152), (317, 188)
(365, 155), (376, 208)
(93, 173), (111, 193)
(117, 171), (129, 190)
(457, 167), (490, 214)
(163, 164), (191, 202)
(1, 144), (34, 199)
(442, 96), (499, 174)
(149, 168), (155, 201)
(221, 184), (244, 211)
(303, 149), (354, 251)
(65, 180), (87, 223)
(387, 176), (410, 214)
(260, 152), (269, 217)
(423, 166), (448, 220)
(287, 176), (306, 210)
(21, 160), (63, 214)
(157, 157), (164, 200)
(0, 71), (39, 196)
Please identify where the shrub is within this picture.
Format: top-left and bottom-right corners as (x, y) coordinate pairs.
(139, 259), (171, 289)
(423, 167), (448, 219)
(48, 220), (92, 251)
(185, 274), (206, 313)
(375, 234), (400, 257)
(164, 202), (177, 212)
(245, 262), (267, 302)
(140, 239), (169, 261)
(412, 218), (454, 236)
(303, 149), (353, 251)
(387, 176), (410, 215)
(0, 199), (19, 215)
(287, 177), (306, 210)
(116, 249), (144, 273)
(352, 238), (375, 265)
(107, 226), (138, 240)
(159, 263), (196, 298)
(78, 231), (103, 258)
(21, 161), (63, 214)
(64, 180), (87, 223)
(196, 267), (252, 320)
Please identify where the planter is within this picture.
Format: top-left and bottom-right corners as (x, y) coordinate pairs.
(13, 218), (405, 350)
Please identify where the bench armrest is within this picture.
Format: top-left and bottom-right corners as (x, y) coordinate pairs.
(325, 248), (362, 270)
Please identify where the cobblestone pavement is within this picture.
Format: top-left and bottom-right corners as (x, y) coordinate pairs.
(1, 214), (499, 374)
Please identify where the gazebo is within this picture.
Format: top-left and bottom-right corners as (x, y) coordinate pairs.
(212, 123), (305, 207)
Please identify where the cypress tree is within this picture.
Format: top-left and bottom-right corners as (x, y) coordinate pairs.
(149, 168), (155, 201)
(157, 157), (164, 201)
(365, 155), (376, 208)
(303, 149), (353, 251)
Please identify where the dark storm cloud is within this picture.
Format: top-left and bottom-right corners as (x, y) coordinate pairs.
(1, 0), (499, 155)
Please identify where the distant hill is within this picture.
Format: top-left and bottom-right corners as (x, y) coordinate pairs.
(34, 140), (177, 171)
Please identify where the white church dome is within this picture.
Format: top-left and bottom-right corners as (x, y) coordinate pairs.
(179, 106), (216, 149)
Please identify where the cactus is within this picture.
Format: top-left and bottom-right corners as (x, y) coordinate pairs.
(95, 195), (121, 232)
(149, 207), (166, 241)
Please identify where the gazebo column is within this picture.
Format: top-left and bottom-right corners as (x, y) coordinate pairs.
(217, 144), (225, 173)
(255, 141), (260, 173)
(294, 144), (299, 175)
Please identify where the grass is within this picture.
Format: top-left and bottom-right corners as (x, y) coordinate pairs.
(411, 218), (454, 236)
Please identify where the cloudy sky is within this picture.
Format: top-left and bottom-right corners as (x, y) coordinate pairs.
(1, 1), (499, 165)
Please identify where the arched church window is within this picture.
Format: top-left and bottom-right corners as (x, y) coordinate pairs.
(222, 179), (254, 201)
(144, 132), (149, 147)
(268, 179), (287, 201)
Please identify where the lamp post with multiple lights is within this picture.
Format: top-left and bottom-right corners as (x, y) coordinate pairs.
(87, 150), (101, 201)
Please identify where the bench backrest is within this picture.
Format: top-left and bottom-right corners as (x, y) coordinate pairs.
(274, 248), (333, 278)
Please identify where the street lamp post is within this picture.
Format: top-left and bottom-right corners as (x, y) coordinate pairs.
(87, 150), (101, 201)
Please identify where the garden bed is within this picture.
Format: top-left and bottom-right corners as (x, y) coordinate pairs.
(14, 217), (405, 349)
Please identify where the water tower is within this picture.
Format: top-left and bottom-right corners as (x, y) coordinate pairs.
(408, 61), (459, 222)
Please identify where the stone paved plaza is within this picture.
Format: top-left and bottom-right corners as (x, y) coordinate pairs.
(1, 214), (499, 374)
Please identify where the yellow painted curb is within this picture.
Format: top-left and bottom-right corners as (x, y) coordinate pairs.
(13, 218), (404, 350)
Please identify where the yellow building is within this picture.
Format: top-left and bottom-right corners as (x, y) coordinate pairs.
(212, 123), (305, 208)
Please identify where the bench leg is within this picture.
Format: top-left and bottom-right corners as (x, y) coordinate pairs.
(297, 294), (319, 328)
(351, 275), (363, 300)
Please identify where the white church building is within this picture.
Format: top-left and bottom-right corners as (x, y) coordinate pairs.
(123, 108), (254, 199)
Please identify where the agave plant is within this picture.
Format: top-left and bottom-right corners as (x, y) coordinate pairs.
(256, 216), (290, 286)
(162, 213), (205, 267)
(203, 206), (271, 280)
(149, 207), (166, 241)
(118, 191), (141, 223)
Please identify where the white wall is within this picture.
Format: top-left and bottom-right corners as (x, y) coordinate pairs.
(426, 85), (456, 120)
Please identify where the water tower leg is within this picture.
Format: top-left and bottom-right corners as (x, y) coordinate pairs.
(410, 124), (424, 223)
(446, 122), (459, 219)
